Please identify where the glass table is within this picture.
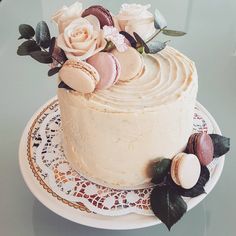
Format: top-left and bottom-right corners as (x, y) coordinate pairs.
(0, 0), (235, 235)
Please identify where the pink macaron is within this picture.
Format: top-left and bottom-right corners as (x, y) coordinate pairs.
(87, 52), (121, 90)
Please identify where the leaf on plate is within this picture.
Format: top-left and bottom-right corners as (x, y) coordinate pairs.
(30, 51), (53, 64)
(19, 24), (35, 39)
(147, 40), (167, 54)
(36, 21), (51, 49)
(169, 166), (210, 198)
(151, 158), (172, 184)
(133, 32), (150, 53)
(119, 31), (137, 48)
(17, 40), (41, 56)
(58, 81), (74, 91)
(150, 186), (187, 230)
(48, 67), (61, 77)
(154, 9), (167, 30)
(209, 134), (230, 158)
(162, 29), (186, 37)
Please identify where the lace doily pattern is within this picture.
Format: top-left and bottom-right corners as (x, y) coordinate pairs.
(27, 99), (216, 216)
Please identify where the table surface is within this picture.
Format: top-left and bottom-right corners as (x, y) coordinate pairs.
(1, 0), (235, 235)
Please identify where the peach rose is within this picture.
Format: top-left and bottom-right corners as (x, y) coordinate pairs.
(57, 16), (106, 61)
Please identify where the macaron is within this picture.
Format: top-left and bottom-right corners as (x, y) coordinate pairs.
(59, 60), (100, 94)
(112, 47), (143, 81)
(82, 5), (114, 28)
(87, 52), (121, 90)
(186, 133), (214, 166)
(171, 153), (201, 189)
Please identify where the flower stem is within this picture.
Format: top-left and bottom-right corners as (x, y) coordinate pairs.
(146, 27), (167, 44)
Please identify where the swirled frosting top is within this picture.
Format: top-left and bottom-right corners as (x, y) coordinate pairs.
(69, 46), (198, 113)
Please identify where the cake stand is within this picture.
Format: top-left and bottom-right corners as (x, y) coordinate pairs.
(18, 96), (225, 230)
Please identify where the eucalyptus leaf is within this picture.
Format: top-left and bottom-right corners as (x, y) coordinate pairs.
(210, 134), (230, 158)
(19, 24), (35, 39)
(154, 9), (167, 30)
(152, 159), (171, 184)
(120, 31), (137, 48)
(147, 40), (167, 54)
(17, 40), (41, 56)
(162, 29), (186, 37)
(36, 21), (51, 48)
(30, 51), (53, 64)
(169, 166), (210, 198)
(49, 37), (56, 55)
(48, 67), (61, 77)
(133, 32), (150, 53)
(58, 81), (74, 91)
(150, 186), (187, 230)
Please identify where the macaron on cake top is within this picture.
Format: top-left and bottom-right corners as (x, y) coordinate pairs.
(112, 47), (144, 81)
(187, 133), (214, 166)
(82, 5), (114, 28)
(171, 153), (201, 189)
(59, 60), (100, 94)
(87, 52), (121, 90)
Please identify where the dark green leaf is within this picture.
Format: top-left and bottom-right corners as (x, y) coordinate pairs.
(147, 40), (167, 54)
(48, 67), (61, 77)
(19, 24), (35, 39)
(133, 32), (150, 53)
(210, 134), (230, 158)
(162, 29), (186, 37)
(152, 159), (171, 184)
(154, 9), (167, 30)
(58, 81), (74, 91)
(49, 37), (56, 55)
(36, 21), (51, 48)
(150, 186), (187, 230)
(169, 166), (210, 198)
(30, 51), (53, 64)
(119, 31), (137, 48)
(17, 40), (41, 56)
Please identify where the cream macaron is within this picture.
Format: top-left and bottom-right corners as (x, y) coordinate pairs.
(171, 153), (201, 189)
(59, 60), (100, 93)
(112, 47), (143, 81)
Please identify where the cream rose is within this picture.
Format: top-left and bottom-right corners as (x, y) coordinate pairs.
(117, 3), (156, 41)
(52, 2), (83, 33)
(57, 16), (106, 61)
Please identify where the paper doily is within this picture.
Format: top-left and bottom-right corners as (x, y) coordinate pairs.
(27, 98), (218, 217)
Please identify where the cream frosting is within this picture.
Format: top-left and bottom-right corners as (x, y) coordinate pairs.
(58, 46), (198, 189)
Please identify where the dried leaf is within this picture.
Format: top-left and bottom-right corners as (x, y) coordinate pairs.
(30, 51), (53, 64)
(17, 40), (41, 56)
(162, 29), (186, 37)
(210, 134), (230, 158)
(19, 24), (35, 39)
(48, 67), (61, 77)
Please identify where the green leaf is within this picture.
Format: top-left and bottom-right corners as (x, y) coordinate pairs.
(150, 186), (187, 230)
(36, 21), (51, 49)
(19, 24), (35, 39)
(147, 40), (167, 54)
(58, 81), (74, 91)
(119, 31), (137, 48)
(30, 51), (53, 64)
(133, 32), (150, 53)
(162, 29), (186, 37)
(17, 40), (41, 56)
(209, 134), (230, 158)
(152, 159), (171, 184)
(154, 9), (167, 30)
(48, 67), (61, 77)
(169, 166), (210, 198)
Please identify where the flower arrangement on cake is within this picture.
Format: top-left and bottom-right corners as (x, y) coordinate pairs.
(17, 2), (230, 230)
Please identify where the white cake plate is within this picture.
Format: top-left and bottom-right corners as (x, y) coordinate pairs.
(19, 96), (225, 230)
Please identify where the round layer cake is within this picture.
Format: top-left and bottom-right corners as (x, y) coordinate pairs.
(58, 46), (198, 189)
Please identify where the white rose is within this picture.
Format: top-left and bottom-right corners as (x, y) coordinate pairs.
(52, 2), (83, 33)
(57, 16), (106, 61)
(117, 3), (156, 41)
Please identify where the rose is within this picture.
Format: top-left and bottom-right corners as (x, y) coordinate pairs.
(117, 3), (156, 41)
(52, 2), (83, 33)
(57, 15), (106, 61)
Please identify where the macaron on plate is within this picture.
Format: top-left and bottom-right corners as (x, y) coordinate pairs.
(19, 101), (225, 230)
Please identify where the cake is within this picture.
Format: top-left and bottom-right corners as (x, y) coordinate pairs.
(58, 46), (198, 188)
